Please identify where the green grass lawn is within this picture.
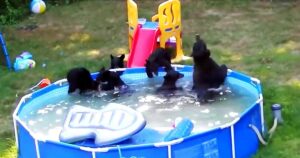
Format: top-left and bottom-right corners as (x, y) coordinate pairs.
(1, 0), (300, 157)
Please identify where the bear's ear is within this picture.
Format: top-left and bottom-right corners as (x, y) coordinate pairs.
(190, 52), (194, 57)
(120, 54), (125, 60)
(195, 34), (201, 42)
(100, 67), (106, 72)
(178, 72), (184, 79)
(206, 49), (211, 57)
(110, 54), (114, 59)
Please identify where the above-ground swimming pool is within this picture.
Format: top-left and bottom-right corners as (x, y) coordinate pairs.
(14, 65), (264, 158)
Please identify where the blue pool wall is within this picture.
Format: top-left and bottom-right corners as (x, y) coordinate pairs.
(13, 65), (264, 158)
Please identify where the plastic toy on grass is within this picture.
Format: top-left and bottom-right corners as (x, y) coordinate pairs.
(17, 51), (33, 59)
(126, 0), (187, 68)
(13, 51), (36, 71)
(30, 0), (46, 14)
(13, 59), (35, 71)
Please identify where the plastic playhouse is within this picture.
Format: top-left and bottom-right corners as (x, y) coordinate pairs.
(126, 0), (185, 68)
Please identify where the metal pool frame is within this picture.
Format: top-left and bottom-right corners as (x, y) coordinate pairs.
(13, 65), (264, 158)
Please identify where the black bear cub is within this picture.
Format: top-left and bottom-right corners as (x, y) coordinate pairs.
(158, 69), (184, 91)
(110, 54), (125, 69)
(67, 67), (99, 94)
(67, 66), (127, 95)
(191, 35), (228, 102)
(96, 67), (127, 91)
(145, 47), (173, 78)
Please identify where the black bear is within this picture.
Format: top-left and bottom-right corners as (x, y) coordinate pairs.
(191, 35), (228, 102)
(67, 67), (99, 94)
(110, 54), (125, 69)
(158, 69), (184, 91)
(145, 47), (173, 78)
(96, 67), (127, 91)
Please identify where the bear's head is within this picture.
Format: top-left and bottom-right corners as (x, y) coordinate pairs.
(164, 69), (184, 82)
(158, 69), (184, 91)
(191, 34), (210, 60)
(110, 54), (125, 69)
(145, 60), (159, 78)
(96, 67), (112, 83)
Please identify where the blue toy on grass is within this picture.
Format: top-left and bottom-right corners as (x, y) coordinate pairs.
(13, 52), (36, 71)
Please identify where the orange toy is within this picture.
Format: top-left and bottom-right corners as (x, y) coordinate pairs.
(38, 78), (51, 88)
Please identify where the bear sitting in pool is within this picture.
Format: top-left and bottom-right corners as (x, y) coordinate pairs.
(67, 66), (127, 94)
(96, 67), (128, 91)
(158, 69), (184, 91)
(145, 47), (173, 78)
(191, 35), (228, 102)
(67, 67), (99, 94)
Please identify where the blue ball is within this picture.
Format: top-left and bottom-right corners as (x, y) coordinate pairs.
(30, 0), (46, 14)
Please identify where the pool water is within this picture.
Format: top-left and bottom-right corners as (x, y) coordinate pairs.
(19, 71), (258, 143)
